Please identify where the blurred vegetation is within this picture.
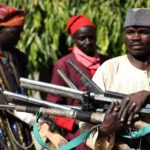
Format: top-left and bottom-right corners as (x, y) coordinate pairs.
(0, 0), (150, 80)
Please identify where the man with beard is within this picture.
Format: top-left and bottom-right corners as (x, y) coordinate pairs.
(91, 8), (150, 149)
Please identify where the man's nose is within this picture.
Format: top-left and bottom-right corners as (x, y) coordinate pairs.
(85, 38), (90, 44)
(132, 33), (141, 40)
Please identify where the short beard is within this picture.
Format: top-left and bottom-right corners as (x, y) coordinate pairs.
(129, 51), (150, 62)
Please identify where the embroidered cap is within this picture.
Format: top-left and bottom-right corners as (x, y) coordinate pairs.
(124, 8), (150, 28)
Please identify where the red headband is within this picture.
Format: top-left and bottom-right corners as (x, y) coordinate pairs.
(66, 15), (95, 35)
(0, 4), (25, 27)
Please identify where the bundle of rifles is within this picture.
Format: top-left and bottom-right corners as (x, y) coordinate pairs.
(0, 59), (149, 126)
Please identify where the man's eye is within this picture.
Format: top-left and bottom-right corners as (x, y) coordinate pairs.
(126, 31), (133, 35)
(140, 31), (149, 35)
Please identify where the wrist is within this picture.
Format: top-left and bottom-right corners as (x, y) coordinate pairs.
(98, 124), (107, 137)
(142, 90), (150, 104)
(146, 91), (150, 101)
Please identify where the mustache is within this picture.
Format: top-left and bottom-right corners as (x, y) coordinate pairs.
(130, 41), (143, 46)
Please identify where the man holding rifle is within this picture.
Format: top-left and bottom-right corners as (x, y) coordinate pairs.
(92, 8), (150, 149)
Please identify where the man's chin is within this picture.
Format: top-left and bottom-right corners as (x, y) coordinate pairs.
(131, 52), (149, 60)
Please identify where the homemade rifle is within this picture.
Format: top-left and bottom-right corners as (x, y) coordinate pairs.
(20, 78), (150, 114)
(0, 104), (104, 124)
(57, 68), (106, 110)
(0, 90), (105, 124)
(67, 59), (126, 99)
(67, 59), (104, 94)
(1, 90), (71, 110)
(57, 68), (78, 89)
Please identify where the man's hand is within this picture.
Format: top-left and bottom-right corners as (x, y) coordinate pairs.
(100, 101), (122, 136)
(118, 90), (150, 125)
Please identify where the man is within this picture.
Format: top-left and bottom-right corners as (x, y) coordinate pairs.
(0, 4), (34, 150)
(92, 8), (150, 149)
(47, 15), (109, 149)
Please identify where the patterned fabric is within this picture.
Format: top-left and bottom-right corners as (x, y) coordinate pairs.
(0, 49), (34, 150)
(0, 51), (20, 92)
(0, 4), (25, 27)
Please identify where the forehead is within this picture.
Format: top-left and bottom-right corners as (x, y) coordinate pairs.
(124, 26), (150, 31)
(0, 26), (23, 32)
(74, 26), (96, 36)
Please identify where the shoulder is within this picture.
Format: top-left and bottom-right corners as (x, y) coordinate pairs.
(96, 55), (127, 74)
(98, 53), (110, 64)
(13, 48), (27, 64)
(11, 48), (28, 76)
(54, 52), (76, 68)
(101, 55), (127, 68)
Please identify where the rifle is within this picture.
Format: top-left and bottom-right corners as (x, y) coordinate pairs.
(0, 88), (106, 124)
(67, 59), (104, 94)
(0, 104), (104, 124)
(57, 68), (110, 110)
(67, 59), (126, 99)
(20, 78), (150, 114)
(0, 89), (75, 110)
(57, 68), (78, 89)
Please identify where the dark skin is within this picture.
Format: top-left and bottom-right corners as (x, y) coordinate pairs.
(119, 26), (150, 124)
(0, 26), (23, 52)
(99, 101), (123, 136)
(119, 90), (150, 124)
(72, 26), (96, 57)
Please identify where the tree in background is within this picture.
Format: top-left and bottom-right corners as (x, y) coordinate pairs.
(1, 0), (150, 93)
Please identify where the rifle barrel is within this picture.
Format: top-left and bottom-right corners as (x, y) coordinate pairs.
(0, 104), (104, 124)
(57, 69), (78, 89)
(19, 78), (150, 114)
(20, 78), (84, 103)
(4, 90), (72, 110)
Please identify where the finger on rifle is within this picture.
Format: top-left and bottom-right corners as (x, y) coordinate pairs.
(134, 105), (142, 114)
(106, 101), (115, 114)
(128, 102), (136, 114)
(127, 113), (134, 125)
(118, 97), (130, 122)
(114, 101), (120, 111)
(133, 114), (139, 120)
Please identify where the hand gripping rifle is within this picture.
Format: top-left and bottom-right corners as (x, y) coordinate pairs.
(20, 78), (150, 114)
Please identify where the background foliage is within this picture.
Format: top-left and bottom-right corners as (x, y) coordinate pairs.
(0, 0), (150, 82)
